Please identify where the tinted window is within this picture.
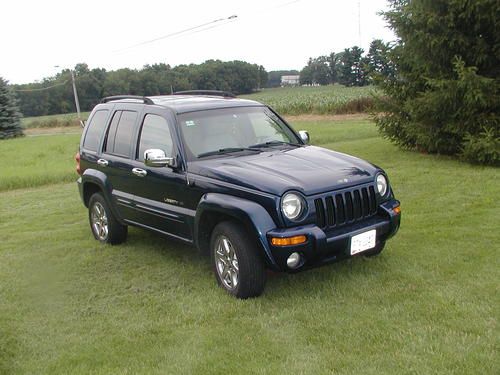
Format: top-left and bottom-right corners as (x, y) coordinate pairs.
(83, 110), (109, 151)
(138, 114), (173, 161)
(104, 111), (122, 154)
(104, 110), (137, 157)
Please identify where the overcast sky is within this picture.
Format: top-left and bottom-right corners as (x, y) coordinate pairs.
(1, 0), (395, 84)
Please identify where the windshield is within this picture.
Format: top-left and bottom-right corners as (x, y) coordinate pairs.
(177, 107), (300, 160)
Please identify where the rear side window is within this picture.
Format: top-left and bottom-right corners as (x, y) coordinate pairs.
(104, 110), (138, 157)
(83, 110), (109, 151)
(104, 111), (122, 154)
(137, 114), (173, 161)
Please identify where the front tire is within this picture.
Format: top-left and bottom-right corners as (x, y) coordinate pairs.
(88, 193), (127, 245)
(210, 221), (266, 299)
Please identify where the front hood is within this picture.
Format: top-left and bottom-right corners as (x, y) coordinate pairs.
(189, 146), (379, 196)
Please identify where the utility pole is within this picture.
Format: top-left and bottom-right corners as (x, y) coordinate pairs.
(358, 0), (362, 47)
(70, 69), (82, 125)
(55, 65), (83, 126)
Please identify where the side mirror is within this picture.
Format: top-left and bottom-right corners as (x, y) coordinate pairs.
(299, 130), (310, 144)
(80, 120), (86, 128)
(144, 149), (174, 168)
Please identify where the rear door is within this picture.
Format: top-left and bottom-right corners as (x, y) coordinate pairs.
(98, 103), (143, 220)
(127, 107), (194, 242)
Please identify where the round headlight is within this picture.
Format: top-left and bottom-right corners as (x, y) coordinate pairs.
(281, 192), (304, 220)
(376, 174), (388, 196)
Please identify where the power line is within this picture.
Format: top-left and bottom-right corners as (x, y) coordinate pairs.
(114, 15), (238, 53)
(172, 18), (238, 40)
(114, 0), (303, 53)
(13, 80), (68, 92)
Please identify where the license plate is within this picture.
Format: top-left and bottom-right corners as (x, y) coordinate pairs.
(350, 229), (376, 255)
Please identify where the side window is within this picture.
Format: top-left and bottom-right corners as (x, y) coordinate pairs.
(104, 111), (122, 154)
(137, 114), (173, 161)
(103, 110), (137, 157)
(83, 110), (109, 152)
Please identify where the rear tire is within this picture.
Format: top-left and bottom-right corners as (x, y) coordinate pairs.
(210, 221), (266, 299)
(88, 193), (127, 245)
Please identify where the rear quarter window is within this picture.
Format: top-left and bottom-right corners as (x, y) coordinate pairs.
(83, 110), (109, 151)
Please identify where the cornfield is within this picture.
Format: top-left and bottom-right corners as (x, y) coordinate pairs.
(240, 85), (378, 115)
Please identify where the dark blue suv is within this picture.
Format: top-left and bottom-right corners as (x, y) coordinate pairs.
(76, 91), (401, 298)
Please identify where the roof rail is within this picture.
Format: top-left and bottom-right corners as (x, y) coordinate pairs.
(173, 90), (236, 98)
(100, 95), (154, 104)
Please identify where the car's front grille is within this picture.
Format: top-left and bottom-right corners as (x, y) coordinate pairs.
(314, 184), (378, 229)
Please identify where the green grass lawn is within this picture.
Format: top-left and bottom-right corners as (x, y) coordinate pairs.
(0, 119), (498, 374)
(0, 133), (81, 191)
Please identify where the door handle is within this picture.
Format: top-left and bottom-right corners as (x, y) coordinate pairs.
(97, 159), (108, 167)
(132, 168), (147, 177)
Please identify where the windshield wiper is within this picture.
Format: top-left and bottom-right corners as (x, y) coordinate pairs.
(197, 147), (260, 158)
(249, 140), (302, 148)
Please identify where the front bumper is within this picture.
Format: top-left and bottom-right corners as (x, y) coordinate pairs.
(266, 199), (401, 272)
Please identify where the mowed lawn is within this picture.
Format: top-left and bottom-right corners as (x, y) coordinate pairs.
(0, 118), (498, 374)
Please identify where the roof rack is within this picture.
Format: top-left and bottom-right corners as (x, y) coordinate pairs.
(173, 90), (236, 98)
(100, 95), (154, 104)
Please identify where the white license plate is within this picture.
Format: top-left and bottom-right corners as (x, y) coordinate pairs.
(350, 229), (376, 255)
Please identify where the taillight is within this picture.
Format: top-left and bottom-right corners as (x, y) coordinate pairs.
(75, 152), (81, 175)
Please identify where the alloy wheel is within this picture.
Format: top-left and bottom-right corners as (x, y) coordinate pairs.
(214, 235), (239, 290)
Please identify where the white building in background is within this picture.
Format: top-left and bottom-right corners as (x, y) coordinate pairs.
(281, 75), (300, 86)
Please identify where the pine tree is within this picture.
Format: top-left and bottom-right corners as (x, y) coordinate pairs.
(375, 0), (499, 165)
(0, 77), (23, 139)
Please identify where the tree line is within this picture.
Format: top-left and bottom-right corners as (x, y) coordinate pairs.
(299, 39), (394, 86)
(12, 60), (268, 117)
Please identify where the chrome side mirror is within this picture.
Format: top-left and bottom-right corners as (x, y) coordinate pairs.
(144, 149), (174, 168)
(299, 130), (310, 144)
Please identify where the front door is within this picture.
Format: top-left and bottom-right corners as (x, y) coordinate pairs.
(128, 108), (193, 242)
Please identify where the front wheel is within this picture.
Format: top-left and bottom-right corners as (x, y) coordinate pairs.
(210, 221), (266, 299)
(88, 193), (127, 245)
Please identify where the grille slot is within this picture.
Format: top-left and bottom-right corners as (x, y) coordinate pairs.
(353, 190), (362, 219)
(325, 196), (335, 226)
(315, 184), (378, 229)
(335, 195), (345, 224)
(314, 198), (326, 228)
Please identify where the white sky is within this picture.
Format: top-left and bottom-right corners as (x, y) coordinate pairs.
(1, 0), (395, 84)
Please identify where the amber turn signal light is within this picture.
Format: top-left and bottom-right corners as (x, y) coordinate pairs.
(271, 235), (307, 247)
(393, 205), (401, 215)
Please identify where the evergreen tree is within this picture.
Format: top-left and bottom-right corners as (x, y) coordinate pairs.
(375, 0), (499, 165)
(338, 47), (368, 86)
(366, 39), (395, 83)
(0, 77), (23, 139)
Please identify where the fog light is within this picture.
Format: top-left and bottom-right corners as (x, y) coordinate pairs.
(287, 252), (302, 269)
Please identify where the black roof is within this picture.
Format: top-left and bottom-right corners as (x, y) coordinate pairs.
(99, 94), (264, 114)
(151, 95), (263, 114)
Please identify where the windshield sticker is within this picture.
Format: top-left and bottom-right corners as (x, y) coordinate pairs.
(185, 120), (196, 127)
